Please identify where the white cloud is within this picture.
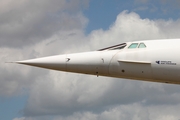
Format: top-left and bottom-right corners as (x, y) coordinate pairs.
(1, 7), (180, 120)
(0, 0), (89, 47)
(88, 10), (166, 50)
(17, 11), (180, 118)
(51, 103), (180, 120)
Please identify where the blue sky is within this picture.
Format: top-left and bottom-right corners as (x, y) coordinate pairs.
(1, 0), (180, 120)
(84, 0), (180, 33)
(0, 96), (27, 120)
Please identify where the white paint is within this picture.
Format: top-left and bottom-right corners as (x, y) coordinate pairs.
(16, 39), (180, 84)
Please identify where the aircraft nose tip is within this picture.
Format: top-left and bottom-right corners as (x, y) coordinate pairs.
(14, 55), (67, 71)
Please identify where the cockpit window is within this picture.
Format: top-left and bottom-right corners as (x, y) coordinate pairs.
(98, 42), (146, 51)
(138, 43), (146, 48)
(128, 43), (138, 49)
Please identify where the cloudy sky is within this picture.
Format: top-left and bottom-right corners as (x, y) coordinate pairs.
(1, 0), (180, 120)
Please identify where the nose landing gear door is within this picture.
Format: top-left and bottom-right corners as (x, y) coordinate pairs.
(118, 60), (152, 79)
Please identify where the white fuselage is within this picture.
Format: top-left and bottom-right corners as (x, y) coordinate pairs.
(16, 39), (180, 84)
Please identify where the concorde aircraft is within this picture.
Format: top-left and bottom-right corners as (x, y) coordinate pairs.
(14, 39), (180, 84)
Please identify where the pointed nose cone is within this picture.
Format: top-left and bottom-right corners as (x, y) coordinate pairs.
(16, 55), (67, 71)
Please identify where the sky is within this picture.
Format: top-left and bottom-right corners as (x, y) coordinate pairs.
(1, 0), (180, 120)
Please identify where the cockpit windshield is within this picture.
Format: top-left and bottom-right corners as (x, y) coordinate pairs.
(98, 42), (146, 51)
(138, 43), (146, 48)
(128, 43), (138, 48)
(128, 42), (147, 49)
(98, 43), (127, 51)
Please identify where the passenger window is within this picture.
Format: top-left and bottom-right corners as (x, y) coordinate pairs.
(128, 43), (138, 49)
(138, 43), (146, 48)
